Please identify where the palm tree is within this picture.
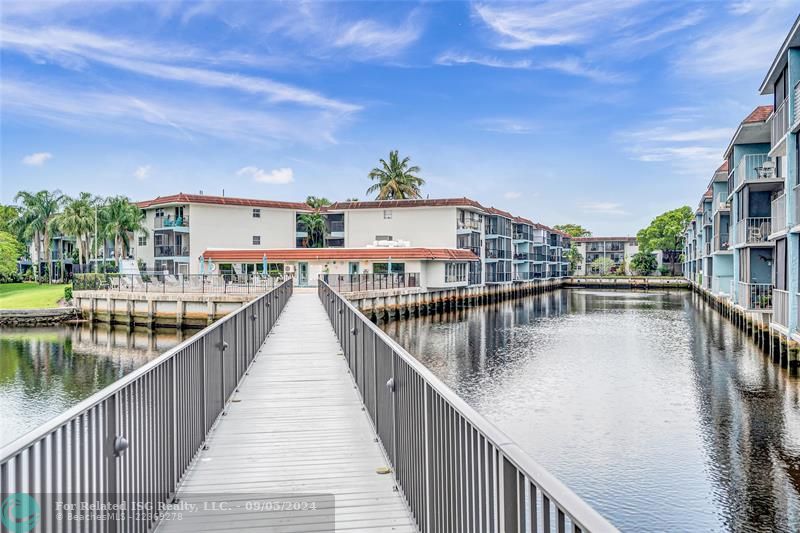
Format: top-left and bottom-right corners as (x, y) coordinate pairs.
(14, 190), (63, 282)
(298, 196), (331, 248)
(55, 193), (96, 272)
(367, 150), (425, 200)
(103, 196), (147, 262)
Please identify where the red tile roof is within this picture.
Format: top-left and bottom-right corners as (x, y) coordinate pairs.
(742, 105), (773, 124)
(716, 161), (729, 173)
(201, 247), (480, 262)
(574, 237), (637, 243)
(703, 187), (713, 199)
(326, 198), (485, 211)
(486, 207), (514, 219)
(513, 216), (536, 226)
(136, 193), (310, 210)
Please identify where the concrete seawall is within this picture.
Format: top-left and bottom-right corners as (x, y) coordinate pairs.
(564, 277), (690, 289)
(0, 307), (81, 327)
(690, 282), (799, 373)
(73, 291), (257, 327)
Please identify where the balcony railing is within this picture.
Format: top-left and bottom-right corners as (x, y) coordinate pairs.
(773, 288), (789, 328)
(154, 244), (190, 257)
(731, 154), (773, 190)
(485, 249), (511, 259)
(772, 97), (788, 146)
(711, 275), (733, 297)
(735, 217), (771, 245)
(771, 193), (787, 234)
(513, 252), (534, 261)
(1, 281), (292, 533)
(457, 219), (481, 231)
(155, 216), (189, 229)
(513, 271), (534, 281)
(713, 192), (730, 212)
(794, 81), (800, 127)
(703, 212), (713, 226)
(485, 271), (512, 283)
(513, 232), (532, 241)
(737, 282), (773, 310)
(714, 233), (730, 252)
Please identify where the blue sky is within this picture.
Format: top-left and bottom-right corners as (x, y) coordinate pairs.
(1, 1), (798, 235)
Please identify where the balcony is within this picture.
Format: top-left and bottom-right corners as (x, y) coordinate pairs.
(773, 289), (789, 328)
(457, 219), (481, 232)
(730, 154), (775, 192)
(485, 249), (511, 260)
(485, 271), (511, 283)
(771, 97), (788, 146)
(711, 275), (733, 297)
(771, 193), (787, 235)
(737, 282), (773, 310)
(154, 245), (190, 257)
(714, 232), (730, 252)
(705, 242), (711, 256)
(713, 192), (730, 213)
(155, 216), (189, 229)
(512, 232), (532, 241)
(513, 252), (533, 261)
(513, 271), (534, 281)
(735, 217), (771, 245)
(587, 244), (603, 252)
(703, 212), (713, 226)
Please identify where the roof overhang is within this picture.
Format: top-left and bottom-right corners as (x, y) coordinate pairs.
(724, 121), (771, 158)
(201, 247), (480, 262)
(759, 14), (800, 95)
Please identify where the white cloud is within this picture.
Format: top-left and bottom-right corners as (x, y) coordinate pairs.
(134, 165), (151, 180)
(472, 1), (641, 50)
(237, 166), (294, 185)
(504, 191), (522, 199)
(2, 79), (347, 145)
(334, 14), (422, 58)
(0, 25), (360, 113)
(476, 118), (536, 135)
(674, 3), (796, 77)
(578, 202), (628, 216)
(22, 152), (52, 166)
(436, 51), (625, 83)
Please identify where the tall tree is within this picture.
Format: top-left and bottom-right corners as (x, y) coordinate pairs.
(103, 196), (147, 262)
(637, 206), (693, 275)
(298, 196), (331, 248)
(55, 193), (96, 271)
(0, 205), (20, 236)
(367, 150), (425, 200)
(14, 190), (64, 282)
(563, 246), (583, 275)
(0, 231), (25, 279)
(553, 224), (592, 238)
(305, 196), (331, 209)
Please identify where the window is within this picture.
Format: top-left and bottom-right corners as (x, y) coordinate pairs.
(383, 210), (392, 219)
(445, 262), (467, 283)
(138, 235), (147, 247)
(375, 235), (393, 241)
(373, 262), (405, 274)
(252, 236), (261, 245)
(155, 208), (164, 218)
(154, 234), (164, 246)
(775, 238), (787, 290)
(252, 208), (261, 218)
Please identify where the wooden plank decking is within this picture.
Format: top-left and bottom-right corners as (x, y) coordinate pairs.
(157, 290), (416, 532)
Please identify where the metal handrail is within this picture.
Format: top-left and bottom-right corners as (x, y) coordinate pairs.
(318, 280), (618, 533)
(0, 279), (294, 531)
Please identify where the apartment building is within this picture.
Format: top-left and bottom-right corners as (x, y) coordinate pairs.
(573, 237), (639, 275)
(684, 15), (800, 341)
(133, 194), (570, 288)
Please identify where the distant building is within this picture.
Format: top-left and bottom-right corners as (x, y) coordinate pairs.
(133, 194), (571, 287)
(573, 237), (639, 275)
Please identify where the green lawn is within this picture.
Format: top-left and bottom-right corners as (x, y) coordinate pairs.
(0, 283), (70, 309)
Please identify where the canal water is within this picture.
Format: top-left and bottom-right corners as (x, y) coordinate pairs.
(0, 324), (200, 447)
(382, 289), (800, 533)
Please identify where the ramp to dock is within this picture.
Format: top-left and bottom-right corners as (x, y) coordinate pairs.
(158, 290), (416, 532)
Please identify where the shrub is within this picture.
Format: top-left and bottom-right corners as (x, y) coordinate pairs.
(658, 265), (671, 276)
(64, 286), (73, 301)
(0, 271), (22, 283)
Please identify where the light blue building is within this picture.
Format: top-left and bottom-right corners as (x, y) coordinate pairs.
(685, 15), (800, 346)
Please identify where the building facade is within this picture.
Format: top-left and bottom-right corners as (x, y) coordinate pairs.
(684, 15), (800, 342)
(573, 237), (639, 275)
(133, 194), (571, 288)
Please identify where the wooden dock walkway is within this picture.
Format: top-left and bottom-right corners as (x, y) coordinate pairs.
(158, 290), (416, 532)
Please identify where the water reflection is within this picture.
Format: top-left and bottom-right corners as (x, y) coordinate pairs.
(382, 289), (800, 532)
(0, 323), (200, 446)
